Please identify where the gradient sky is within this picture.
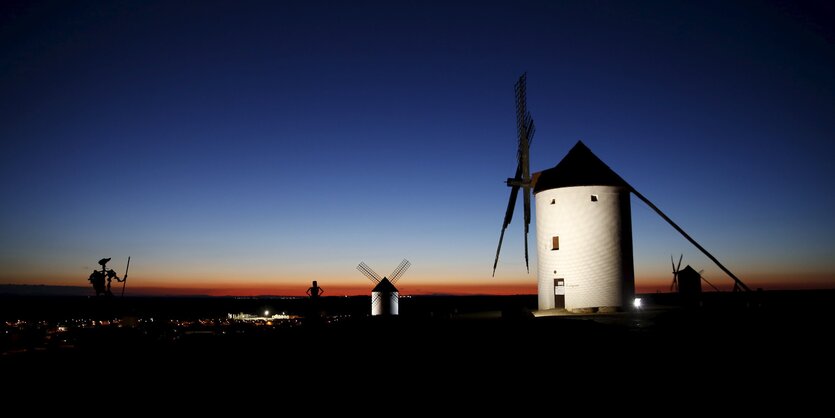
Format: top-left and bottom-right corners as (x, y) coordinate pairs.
(1, 1), (833, 295)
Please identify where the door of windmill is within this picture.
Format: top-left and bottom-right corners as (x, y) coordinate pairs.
(553, 278), (565, 309)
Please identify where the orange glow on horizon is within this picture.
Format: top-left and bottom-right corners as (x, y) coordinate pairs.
(114, 283), (539, 297)
(4, 272), (832, 296)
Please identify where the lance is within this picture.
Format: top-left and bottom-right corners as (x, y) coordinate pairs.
(121, 256), (131, 297)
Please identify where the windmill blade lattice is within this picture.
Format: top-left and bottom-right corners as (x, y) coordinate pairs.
(357, 262), (381, 284)
(493, 73), (535, 276)
(389, 259), (411, 284)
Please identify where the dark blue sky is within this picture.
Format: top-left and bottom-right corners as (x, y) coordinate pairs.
(1, 1), (833, 293)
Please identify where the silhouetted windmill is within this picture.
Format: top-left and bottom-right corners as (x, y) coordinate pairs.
(357, 259), (411, 316)
(672, 256), (721, 294)
(492, 73), (751, 313)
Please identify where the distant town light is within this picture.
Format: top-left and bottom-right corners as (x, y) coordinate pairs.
(264, 310), (270, 316)
(633, 298), (643, 309)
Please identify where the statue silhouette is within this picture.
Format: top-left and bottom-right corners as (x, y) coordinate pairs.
(307, 280), (324, 299)
(89, 258), (123, 297)
(304, 280), (325, 327)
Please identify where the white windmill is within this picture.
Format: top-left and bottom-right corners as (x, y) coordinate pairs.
(357, 259), (411, 316)
(493, 73), (750, 312)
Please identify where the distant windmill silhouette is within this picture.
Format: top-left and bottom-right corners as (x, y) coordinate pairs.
(357, 259), (410, 316)
(671, 255), (721, 293)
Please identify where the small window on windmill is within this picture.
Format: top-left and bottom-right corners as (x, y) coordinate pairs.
(550, 199), (556, 205)
(591, 194), (598, 202)
(552, 236), (559, 251)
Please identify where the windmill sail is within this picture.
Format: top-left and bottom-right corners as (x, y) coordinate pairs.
(670, 254), (683, 291)
(493, 73), (535, 276)
(390, 259), (411, 284)
(357, 262), (381, 284)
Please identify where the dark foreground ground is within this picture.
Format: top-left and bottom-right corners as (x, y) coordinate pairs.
(2, 291), (834, 394)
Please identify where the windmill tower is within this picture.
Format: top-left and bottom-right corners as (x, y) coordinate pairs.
(493, 74), (751, 313)
(357, 259), (411, 316)
(531, 141), (636, 311)
(676, 265), (703, 299)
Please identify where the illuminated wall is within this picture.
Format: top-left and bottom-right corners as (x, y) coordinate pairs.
(371, 291), (399, 316)
(535, 185), (635, 311)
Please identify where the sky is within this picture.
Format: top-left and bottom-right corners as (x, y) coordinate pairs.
(1, 0), (833, 296)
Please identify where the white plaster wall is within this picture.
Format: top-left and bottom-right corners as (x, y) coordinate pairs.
(371, 291), (399, 316)
(535, 185), (634, 311)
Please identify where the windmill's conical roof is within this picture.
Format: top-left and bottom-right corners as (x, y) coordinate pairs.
(372, 277), (398, 293)
(533, 141), (629, 194)
(678, 265), (701, 280)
